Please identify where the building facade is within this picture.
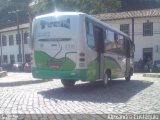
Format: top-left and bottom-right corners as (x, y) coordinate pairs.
(0, 23), (31, 65)
(95, 8), (160, 65)
(0, 9), (160, 66)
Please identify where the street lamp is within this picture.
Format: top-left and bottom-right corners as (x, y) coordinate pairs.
(8, 10), (22, 62)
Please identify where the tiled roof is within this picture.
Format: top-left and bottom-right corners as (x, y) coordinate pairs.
(0, 23), (29, 33)
(94, 8), (160, 20)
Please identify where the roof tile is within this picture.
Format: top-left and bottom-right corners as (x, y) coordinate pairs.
(94, 8), (160, 20)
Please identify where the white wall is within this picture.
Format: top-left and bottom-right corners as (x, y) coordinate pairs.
(0, 27), (31, 64)
(22, 28), (32, 57)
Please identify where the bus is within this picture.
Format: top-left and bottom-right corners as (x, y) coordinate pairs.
(31, 12), (134, 87)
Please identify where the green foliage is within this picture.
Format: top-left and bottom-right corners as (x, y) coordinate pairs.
(0, 0), (160, 29)
(31, 0), (55, 15)
(0, 0), (31, 28)
(30, 0), (121, 15)
(121, 0), (160, 11)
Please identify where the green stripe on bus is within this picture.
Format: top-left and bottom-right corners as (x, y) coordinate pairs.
(32, 67), (87, 80)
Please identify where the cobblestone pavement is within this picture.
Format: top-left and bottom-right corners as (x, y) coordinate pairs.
(0, 73), (160, 119)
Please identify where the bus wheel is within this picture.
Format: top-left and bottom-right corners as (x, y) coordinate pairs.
(61, 79), (76, 88)
(125, 68), (132, 81)
(125, 76), (131, 81)
(103, 73), (109, 85)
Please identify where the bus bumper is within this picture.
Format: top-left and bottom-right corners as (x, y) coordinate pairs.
(32, 67), (87, 81)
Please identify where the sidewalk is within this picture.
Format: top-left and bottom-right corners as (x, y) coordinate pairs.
(0, 67), (7, 78)
(143, 73), (160, 78)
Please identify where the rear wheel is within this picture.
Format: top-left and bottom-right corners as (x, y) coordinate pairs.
(103, 69), (111, 85)
(61, 79), (76, 88)
(125, 68), (132, 81)
(125, 76), (131, 81)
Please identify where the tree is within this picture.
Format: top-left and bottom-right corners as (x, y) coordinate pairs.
(0, 0), (33, 28)
(120, 0), (160, 11)
(30, 0), (121, 15)
(1, 0), (160, 29)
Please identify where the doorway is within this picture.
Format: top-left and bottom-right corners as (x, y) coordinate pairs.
(143, 48), (153, 64)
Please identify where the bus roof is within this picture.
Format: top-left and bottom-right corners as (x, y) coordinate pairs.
(35, 12), (130, 39)
(35, 12), (85, 19)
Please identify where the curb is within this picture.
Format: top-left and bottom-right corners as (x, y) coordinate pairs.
(143, 73), (160, 78)
(0, 71), (7, 78)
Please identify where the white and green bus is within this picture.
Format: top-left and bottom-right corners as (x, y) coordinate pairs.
(31, 12), (134, 87)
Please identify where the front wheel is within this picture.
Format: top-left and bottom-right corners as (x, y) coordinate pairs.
(103, 73), (109, 85)
(61, 79), (76, 88)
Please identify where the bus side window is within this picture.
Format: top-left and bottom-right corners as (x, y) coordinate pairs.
(86, 21), (96, 50)
(105, 30), (126, 55)
(104, 30), (108, 45)
(107, 30), (114, 42)
(118, 35), (125, 55)
(113, 34), (125, 55)
(105, 30), (115, 52)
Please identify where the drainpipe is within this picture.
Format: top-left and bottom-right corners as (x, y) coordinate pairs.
(0, 34), (2, 65)
(21, 29), (25, 63)
(132, 17), (134, 43)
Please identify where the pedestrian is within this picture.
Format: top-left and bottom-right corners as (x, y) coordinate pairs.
(147, 57), (152, 72)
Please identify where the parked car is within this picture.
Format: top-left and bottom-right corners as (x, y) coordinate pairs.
(12, 62), (24, 72)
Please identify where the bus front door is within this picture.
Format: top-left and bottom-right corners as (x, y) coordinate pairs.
(95, 26), (104, 80)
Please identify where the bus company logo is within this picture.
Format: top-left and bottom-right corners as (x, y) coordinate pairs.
(40, 18), (70, 30)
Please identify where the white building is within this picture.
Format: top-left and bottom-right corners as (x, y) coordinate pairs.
(0, 8), (160, 66)
(0, 23), (31, 65)
(95, 8), (160, 65)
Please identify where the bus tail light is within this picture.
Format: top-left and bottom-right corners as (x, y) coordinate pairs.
(79, 58), (85, 62)
(79, 52), (85, 62)
(79, 52), (85, 67)
(80, 52), (85, 56)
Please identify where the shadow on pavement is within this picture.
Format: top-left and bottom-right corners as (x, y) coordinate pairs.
(39, 79), (153, 103)
(0, 79), (52, 87)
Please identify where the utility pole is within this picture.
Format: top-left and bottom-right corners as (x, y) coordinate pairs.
(8, 9), (22, 62)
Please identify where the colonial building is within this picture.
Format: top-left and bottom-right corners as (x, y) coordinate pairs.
(1, 8), (160, 66)
(0, 23), (31, 65)
(95, 8), (160, 65)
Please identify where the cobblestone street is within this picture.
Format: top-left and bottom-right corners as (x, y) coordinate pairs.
(0, 73), (160, 119)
